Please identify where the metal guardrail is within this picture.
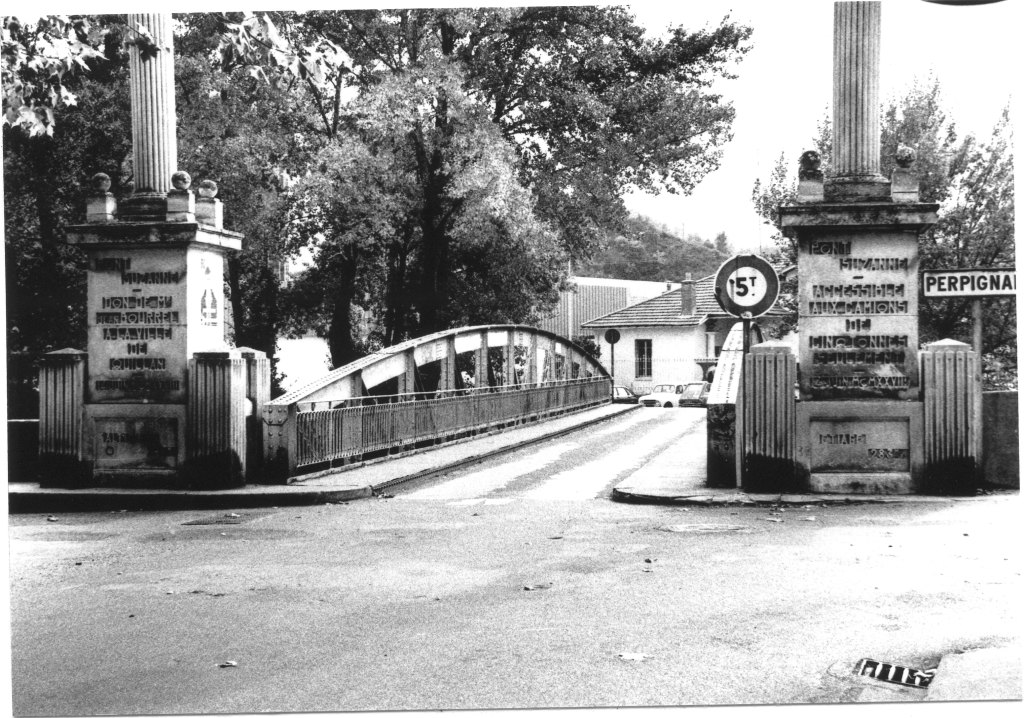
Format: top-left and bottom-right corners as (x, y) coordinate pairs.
(291, 377), (610, 472)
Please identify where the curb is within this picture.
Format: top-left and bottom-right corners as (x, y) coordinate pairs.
(610, 487), (1010, 506)
(7, 485), (373, 514)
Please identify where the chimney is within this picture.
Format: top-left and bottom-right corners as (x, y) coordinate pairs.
(680, 272), (695, 316)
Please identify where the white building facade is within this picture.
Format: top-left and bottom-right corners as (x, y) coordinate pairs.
(583, 274), (787, 394)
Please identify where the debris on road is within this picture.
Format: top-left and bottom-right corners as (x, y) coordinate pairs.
(617, 652), (651, 663)
(46, 516), (59, 522)
(548, 536), (563, 540)
(523, 583), (552, 591)
(763, 517), (784, 523)
(802, 516), (817, 521)
(217, 661), (238, 668)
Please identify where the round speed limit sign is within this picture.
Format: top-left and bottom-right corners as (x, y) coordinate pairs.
(714, 254), (779, 318)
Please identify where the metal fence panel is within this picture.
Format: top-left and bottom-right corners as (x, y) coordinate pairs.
(291, 378), (610, 470)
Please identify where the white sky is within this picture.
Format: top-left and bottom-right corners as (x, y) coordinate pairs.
(624, 0), (1020, 252)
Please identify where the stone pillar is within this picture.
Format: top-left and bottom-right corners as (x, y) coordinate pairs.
(37, 349), (88, 485)
(828, 1), (888, 201)
(742, 342), (799, 492)
(920, 339), (980, 494)
(185, 350), (248, 487)
(127, 14), (177, 199)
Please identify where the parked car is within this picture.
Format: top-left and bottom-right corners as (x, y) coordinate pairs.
(612, 385), (640, 404)
(677, 381), (710, 407)
(640, 384), (685, 408)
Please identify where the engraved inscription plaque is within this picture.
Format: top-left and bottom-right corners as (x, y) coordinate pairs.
(809, 419), (910, 473)
(88, 249), (187, 403)
(94, 417), (179, 470)
(799, 233), (919, 398)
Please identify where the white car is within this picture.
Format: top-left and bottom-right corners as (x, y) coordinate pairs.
(640, 384), (686, 408)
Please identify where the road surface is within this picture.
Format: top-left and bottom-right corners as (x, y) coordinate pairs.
(7, 409), (1020, 714)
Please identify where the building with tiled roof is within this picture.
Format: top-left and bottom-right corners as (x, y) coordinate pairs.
(581, 274), (788, 394)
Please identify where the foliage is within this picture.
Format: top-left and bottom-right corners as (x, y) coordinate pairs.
(2, 15), (106, 136)
(920, 107), (1015, 387)
(577, 214), (728, 282)
(4, 29), (132, 355)
(220, 8), (751, 358)
(281, 62), (564, 366)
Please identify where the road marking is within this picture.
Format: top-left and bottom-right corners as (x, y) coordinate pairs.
(524, 414), (701, 501)
(399, 443), (581, 500)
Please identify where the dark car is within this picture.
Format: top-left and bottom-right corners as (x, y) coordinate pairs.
(612, 385), (640, 404)
(677, 381), (710, 407)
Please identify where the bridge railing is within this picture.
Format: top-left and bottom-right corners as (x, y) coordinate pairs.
(264, 376), (611, 481)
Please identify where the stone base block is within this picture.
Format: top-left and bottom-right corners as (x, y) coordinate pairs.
(808, 472), (913, 494)
(796, 400), (924, 494)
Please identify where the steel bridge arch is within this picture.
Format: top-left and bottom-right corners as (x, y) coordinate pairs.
(261, 325), (611, 480)
(268, 324), (609, 409)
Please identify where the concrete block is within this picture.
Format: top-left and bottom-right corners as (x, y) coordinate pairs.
(983, 391), (1019, 488)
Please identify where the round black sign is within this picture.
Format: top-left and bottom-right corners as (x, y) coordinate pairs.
(604, 328), (621, 345)
(713, 254), (780, 318)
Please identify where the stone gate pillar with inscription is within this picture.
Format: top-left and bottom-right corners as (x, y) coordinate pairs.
(776, 1), (951, 493)
(48, 13), (266, 487)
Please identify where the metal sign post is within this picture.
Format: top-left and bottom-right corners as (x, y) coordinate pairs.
(604, 328), (620, 382)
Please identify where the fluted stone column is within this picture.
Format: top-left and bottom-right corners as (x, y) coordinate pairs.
(125, 13), (177, 215)
(828, 1), (888, 200)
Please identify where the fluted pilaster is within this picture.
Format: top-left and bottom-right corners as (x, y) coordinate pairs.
(127, 13), (176, 197)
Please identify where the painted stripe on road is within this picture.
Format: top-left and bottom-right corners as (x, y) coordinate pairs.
(524, 414), (703, 501)
(399, 443), (581, 500)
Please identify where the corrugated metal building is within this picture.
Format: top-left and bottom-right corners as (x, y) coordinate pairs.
(537, 277), (681, 339)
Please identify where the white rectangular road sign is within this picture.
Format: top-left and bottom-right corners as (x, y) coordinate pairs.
(922, 268), (1016, 298)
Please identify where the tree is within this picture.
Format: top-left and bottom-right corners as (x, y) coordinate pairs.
(220, 8), (752, 352)
(750, 79), (1015, 386)
(4, 22), (132, 357)
(919, 107), (1015, 386)
(281, 62), (564, 366)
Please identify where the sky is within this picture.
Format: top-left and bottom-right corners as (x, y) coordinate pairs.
(623, 0), (1020, 252)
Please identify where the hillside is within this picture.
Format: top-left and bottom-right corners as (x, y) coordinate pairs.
(577, 215), (729, 282)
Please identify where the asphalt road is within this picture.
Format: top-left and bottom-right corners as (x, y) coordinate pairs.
(7, 409), (1020, 714)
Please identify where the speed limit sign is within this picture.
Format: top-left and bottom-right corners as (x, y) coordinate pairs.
(714, 254), (779, 318)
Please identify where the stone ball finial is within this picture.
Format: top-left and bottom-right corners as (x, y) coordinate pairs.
(895, 144), (916, 169)
(198, 179), (218, 198)
(798, 150), (823, 181)
(171, 170), (192, 190)
(91, 172), (112, 193)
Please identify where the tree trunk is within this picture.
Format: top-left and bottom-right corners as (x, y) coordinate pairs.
(327, 253), (361, 368)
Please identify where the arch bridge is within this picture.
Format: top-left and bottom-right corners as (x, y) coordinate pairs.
(263, 325), (611, 481)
